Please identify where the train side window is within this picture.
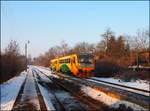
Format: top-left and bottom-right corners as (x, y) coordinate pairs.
(67, 59), (69, 63)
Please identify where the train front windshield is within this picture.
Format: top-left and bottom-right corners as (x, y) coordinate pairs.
(78, 54), (94, 67)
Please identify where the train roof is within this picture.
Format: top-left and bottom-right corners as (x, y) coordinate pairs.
(51, 53), (93, 62)
(50, 58), (58, 62)
(58, 54), (77, 60)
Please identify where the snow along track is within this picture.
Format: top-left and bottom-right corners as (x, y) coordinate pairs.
(40, 69), (149, 110)
(33, 68), (90, 111)
(34, 65), (149, 95)
(87, 78), (150, 97)
(32, 69), (56, 110)
(33, 66), (149, 110)
(34, 68), (108, 111)
(12, 68), (47, 111)
(0, 72), (27, 111)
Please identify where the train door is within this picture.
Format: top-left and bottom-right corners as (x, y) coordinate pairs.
(71, 56), (78, 75)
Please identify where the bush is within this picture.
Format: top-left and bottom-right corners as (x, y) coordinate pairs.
(0, 40), (26, 84)
(94, 58), (121, 77)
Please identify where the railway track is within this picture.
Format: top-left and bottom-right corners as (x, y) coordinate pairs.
(88, 78), (150, 96)
(37, 66), (149, 95)
(12, 73), (28, 111)
(32, 69), (66, 111)
(12, 67), (90, 111)
(12, 69), (47, 111)
(36, 67), (149, 110)
(34, 68), (106, 111)
(49, 71), (149, 98)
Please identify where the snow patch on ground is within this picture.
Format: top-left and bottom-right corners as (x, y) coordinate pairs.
(0, 72), (27, 110)
(33, 66), (59, 78)
(91, 77), (149, 91)
(20, 68), (40, 110)
(33, 69), (55, 111)
(81, 86), (147, 111)
(34, 69), (52, 83)
(38, 84), (55, 111)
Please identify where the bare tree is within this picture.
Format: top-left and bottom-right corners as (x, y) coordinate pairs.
(60, 40), (69, 56)
(5, 40), (20, 56)
(101, 28), (115, 52)
(1, 40), (25, 83)
(131, 29), (149, 51)
(96, 40), (106, 52)
(74, 42), (95, 54)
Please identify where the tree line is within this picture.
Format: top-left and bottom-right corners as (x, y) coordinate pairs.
(1, 27), (149, 83)
(33, 28), (149, 69)
(1, 40), (26, 83)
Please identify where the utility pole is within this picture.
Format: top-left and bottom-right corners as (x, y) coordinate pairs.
(25, 43), (27, 71)
(25, 41), (30, 72)
(148, 34), (150, 64)
(136, 52), (139, 69)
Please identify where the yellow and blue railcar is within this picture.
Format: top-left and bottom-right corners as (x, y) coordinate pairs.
(50, 53), (95, 77)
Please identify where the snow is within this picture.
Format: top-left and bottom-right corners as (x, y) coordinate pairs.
(33, 66), (83, 111)
(32, 69), (55, 110)
(81, 85), (147, 111)
(54, 90), (84, 110)
(19, 68), (41, 110)
(33, 66), (59, 78)
(87, 77), (150, 96)
(38, 84), (56, 111)
(33, 68), (52, 83)
(0, 71), (27, 110)
(91, 77), (149, 91)
(30, 66), (149, 110)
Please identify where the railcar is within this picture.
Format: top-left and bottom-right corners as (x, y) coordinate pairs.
(50, 53), (95, 77)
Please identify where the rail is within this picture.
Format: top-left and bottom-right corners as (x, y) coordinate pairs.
(89, 78), (150, 94)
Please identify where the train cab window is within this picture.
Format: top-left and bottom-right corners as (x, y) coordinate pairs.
(73, 57), (75, 63)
